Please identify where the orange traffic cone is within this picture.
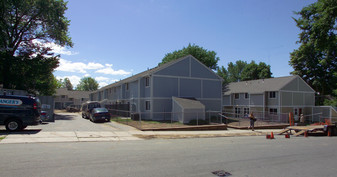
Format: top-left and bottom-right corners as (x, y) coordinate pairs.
(327, 130), (331, 137)
(270, 132), (275, 139)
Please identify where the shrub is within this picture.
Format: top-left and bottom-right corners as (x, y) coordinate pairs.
(187, 119), (209, 125)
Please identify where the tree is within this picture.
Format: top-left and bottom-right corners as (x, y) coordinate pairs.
(217, 60), (272, 84)
(216, 66), (229, 84)
(160, 44), (219, 70)
(241, 61), (272, 81)
(226, 60), (247, 82)
(76, 77), (99, 91)
(63, 78), (73, 91)
(289, 0), (337, 96)
(0, 0), (72, 94)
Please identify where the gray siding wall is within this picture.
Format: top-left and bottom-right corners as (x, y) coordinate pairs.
(223, 95), (231, 106)
(153, 76), (178, 97)
(280, 91), (315, 106)
(281, 77), (315, 92)
(250, 94), (263, 106)
(190, 59), (219, 79)
(155, 58), (190, 77)
(203, 80), (222, 98)
(233, 93), (249, 106)
(267, 91), (279, 106)
(180, 78), (201, 97)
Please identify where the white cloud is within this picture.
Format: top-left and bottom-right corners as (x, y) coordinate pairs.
(96, 65), (131, 75)
(56, 59), (104, 73)
(95, 76), (109, 82)
(99, 82), (108, 88)
(33, 40), (78, 56)
(87, 62), (104, 69)
(56, 75), (82, 87)
(84, 74), (91, 77)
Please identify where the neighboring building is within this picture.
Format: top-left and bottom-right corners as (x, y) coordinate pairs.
(90, 55), (223, 121)
(54, 88), (91, 109)
(222, 75), (316, 122)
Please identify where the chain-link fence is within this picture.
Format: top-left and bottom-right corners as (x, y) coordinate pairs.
(107, 108), (223, 129)
(107, 107), (337, 129)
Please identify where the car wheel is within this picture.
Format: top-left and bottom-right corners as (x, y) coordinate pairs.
(5, 119), (22, 131)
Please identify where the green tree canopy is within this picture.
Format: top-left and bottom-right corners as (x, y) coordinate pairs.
(241, 61), (272, 81)
(0, 0), (72, 94)
(289, 0), (337, 95)
(76, 77), (99, 91)
(62, 78), (73, 91)
(160, 44), (220, 70)
(217, 60), (272, 85)
(0, 0), (73, 56)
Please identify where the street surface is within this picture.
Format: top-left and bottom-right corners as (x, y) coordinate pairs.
(0, 112), (141, 143)
(0, 136), (336, 177)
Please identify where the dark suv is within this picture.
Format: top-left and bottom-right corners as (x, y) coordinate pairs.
(0, 95), (41, 131)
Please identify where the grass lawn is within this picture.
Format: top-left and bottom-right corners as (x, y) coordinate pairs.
(0, 136), (6, 141)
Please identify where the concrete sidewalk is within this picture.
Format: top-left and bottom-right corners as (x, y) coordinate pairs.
(0, 131), (142, 144)
(0, 128), (282, 144)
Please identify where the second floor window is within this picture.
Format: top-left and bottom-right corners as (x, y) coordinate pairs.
(126, 83), (129, 90)
(234, 93), (240, 99)
(269, 91), (276, 99)
(145, 77), (150, 87)
(244, 93), (249, 99)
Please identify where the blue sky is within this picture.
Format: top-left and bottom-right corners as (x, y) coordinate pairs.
(53, 0), (317, 88)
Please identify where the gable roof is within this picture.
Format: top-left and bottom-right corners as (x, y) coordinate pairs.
(173, 97), (205, 110)
(223, 75), (314, 95)
(55, 88), (91, 99)
(95, 55), (221, 93)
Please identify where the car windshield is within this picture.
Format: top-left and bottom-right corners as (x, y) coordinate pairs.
(93, 108), (108, 113)
(88, 103), (100, 109)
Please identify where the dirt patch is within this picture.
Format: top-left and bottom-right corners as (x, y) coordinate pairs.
(133, 132), (266, 139)
(225, 118), (289, 129)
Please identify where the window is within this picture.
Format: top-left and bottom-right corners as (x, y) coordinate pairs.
(126, 83), (129, 90)
(234, 93), (240, 99)
(269, 91), (276, 99)
(113, 87), (116, 93)
(270, 108), (277, 115)
(235, 107), (241, 118)
(244, 93), (249, 99)
(145, 77), (150, 87)
(61, 95), (66, 98)
(145, 101), (151, 110)
(244, 108), (250, 116)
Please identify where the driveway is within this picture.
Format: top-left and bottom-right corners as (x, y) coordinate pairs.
(0, 112), (142, 144)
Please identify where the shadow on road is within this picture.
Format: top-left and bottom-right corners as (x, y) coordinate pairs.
(0, 129), (42, 136)
(55, 113), (75, 120)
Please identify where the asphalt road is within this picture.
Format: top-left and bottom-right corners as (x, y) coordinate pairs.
(0, 136), (336, 177)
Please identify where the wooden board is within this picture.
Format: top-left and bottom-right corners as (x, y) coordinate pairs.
(278, 129), (290, 135)
(294, 130), (306, 136)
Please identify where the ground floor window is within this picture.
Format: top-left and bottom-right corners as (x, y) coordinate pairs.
(235, 107), (241, 118)
(145, 101), (151, 111)
(270, 108), (277, 115)
(244, 108), (250, 116)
